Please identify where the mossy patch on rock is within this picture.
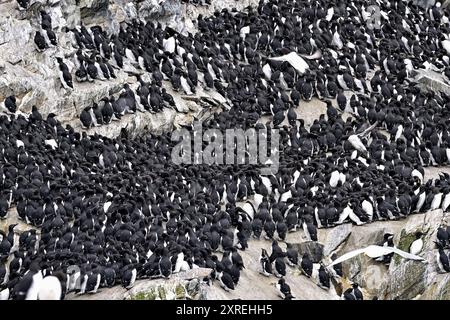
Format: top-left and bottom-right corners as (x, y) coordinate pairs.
(130, 290), (158, 300)
(394, 230), (417, 264)
(158, 286), (167, 300)
(175, 284), (186, 299)
(127, 281), (202, 300)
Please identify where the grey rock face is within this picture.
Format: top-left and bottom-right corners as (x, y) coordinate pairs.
(66, 268), (212, 300)
(323, 224), (352, 256)
(290, 241), (324, 263)
(138, 0), (178, 20)
(80, 0), (109, 20)
(413, 69), (450, 95)
(60, 0), (81, 29)
(381, 260), (427, 300)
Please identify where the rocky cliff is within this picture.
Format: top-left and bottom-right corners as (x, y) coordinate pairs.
(0, 0), (256, 138)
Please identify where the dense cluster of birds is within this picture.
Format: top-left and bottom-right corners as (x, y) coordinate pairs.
(2, 0), (450, 300)
(79, 79), (175, 129)
(33, 10), (58, 53)
(258, 242), (336, 299)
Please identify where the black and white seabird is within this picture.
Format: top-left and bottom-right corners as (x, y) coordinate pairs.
(57, 57), (73, 90)
(276, 278), (294, 300)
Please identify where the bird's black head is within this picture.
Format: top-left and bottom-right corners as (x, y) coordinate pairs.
(384, 233), (394, 240)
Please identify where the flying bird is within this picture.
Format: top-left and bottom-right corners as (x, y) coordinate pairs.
(269, 52), (310, 74)
(327, 245), (425, 268)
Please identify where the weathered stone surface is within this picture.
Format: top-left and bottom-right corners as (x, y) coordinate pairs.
(66, 285), (128, 300)
(138, 0), (181, 22)
(290, 241), (324, 263)
(80, 0), (109, 20)
(60, 0), (81, 29)
(0, 207), (39, 235)
(381, 260), (428, 300)
(323, 224), (352, 256)
(171, 268), (212, 281)
(420, 273), (450, 300)
(126, 278), (205, 300)
(424, 166), (450, 182)
(66, 268), (212, 300)
(413, 69), (450, 94)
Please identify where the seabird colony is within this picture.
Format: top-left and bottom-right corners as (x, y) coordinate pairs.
(1, 0), (450, 300)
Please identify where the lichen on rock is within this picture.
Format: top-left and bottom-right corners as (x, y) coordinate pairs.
(394, 230), (418, 265)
